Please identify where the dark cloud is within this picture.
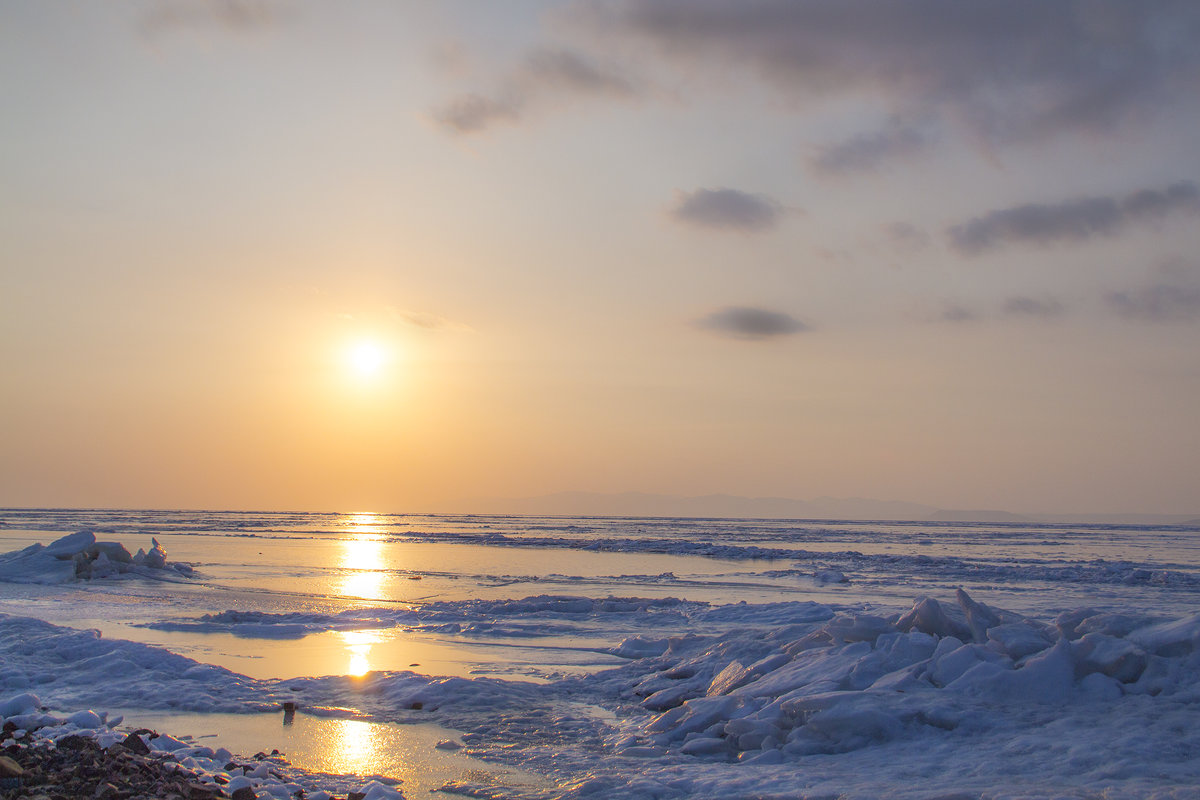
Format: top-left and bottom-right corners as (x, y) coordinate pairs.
(938, 304), (978, 323)
(432, 47), (637, 134)
(432, 94), (522, 134)
(523, 48), (637, 97)
(1107, 284), (1200, 322)
(669, 188), (783, 232)
(697, 307), (807, 340)
(138, 0), (282, 38)
(1003, 296), (1066, 318)
(948, 181), (1200, 254)
(811, 122), (931, 175)
(585, 1), (1200, 143)
(885, 221), (930, 250)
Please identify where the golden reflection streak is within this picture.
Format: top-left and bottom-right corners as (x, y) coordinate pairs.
(323, 719), (380, 775)
(338, 512), (388, 600)
(336, 513), (390, 676)
(339, 629), (382, 676)
(344, 511), (385, 535)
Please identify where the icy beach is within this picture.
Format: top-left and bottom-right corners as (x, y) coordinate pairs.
(1, 510), (1199, 799)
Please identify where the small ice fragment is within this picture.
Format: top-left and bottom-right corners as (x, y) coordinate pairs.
(823, 614), (893, 644)
(897, 597), (970, 639)
(149, 733), (188, 752)
(1078, 672), (1123, 701)
(680, 736), (727, 756)
(957, 588), (1001, 643)
(43, 531), (96, 559)
(610, 636), (670, 659)
(435, 739), (461, 750)
(87, 542), (132, 564)
(0, 693), (40, 718)
(355, 780), (405, 800)
(986, 623), (1053, 660)
(144, 538), (167, 569)
(1073, 633), (1148, 682)
(64, 710), (103, 729)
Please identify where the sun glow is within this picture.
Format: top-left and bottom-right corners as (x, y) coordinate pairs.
(346, 339), (387, 378)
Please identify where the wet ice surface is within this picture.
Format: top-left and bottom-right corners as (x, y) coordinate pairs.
(1, 509), (1199, 798)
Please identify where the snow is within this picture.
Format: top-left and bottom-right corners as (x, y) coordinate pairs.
(1, 512), (1199, 798)
(2, 584), (1200, 797)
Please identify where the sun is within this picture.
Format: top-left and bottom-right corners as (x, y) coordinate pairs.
(346, 339), (387, 378)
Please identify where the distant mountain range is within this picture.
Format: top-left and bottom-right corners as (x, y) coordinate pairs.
(454, 491), (1200, 525)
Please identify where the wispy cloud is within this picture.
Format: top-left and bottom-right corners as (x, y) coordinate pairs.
(669, 188), (784, 233)
(696, 306), (807, 340)
(1003, 296), (1066, 318)
(948, 182), (1200, 254)
(386, 308), (474, 333)
(884, 222), (930, 251)
(431, 47), (638, 134)
(1107, 284), (1200, 323)
(138, 0), (284, 39)
(937, 303), (979, 324)
(811, 121), (932, 175)
(522, 48), (636, 96)
(584, 1), (1200, 144)
(432, 94), (522, 135)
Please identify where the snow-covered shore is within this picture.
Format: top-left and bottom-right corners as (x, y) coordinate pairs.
(2, 519), (1199, 798)
(3, 586), (1200, 798)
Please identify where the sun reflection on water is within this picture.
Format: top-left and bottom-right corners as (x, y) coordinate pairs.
(338, 513), (388, 601)
(316, 718), (381, 775)
(340, 629), (382, 676)
(343, 512), (386, 535)
(335, 513), (391, 674)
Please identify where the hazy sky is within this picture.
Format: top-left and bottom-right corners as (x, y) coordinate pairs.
(3, 1), (1199, 515)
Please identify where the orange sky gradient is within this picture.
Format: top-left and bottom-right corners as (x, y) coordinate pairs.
(3, 1), (1199, 516)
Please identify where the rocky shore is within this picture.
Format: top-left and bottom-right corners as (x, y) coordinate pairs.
(0, 729), (371, 800)
(0, 705), (404, 800)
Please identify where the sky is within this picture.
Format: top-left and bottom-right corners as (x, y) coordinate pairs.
(2, 0), (1199, 516)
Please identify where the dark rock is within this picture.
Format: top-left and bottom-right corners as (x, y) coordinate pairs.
(231, 786), (258, 800)
(121, 732), (151, 755)
(55, 735), (92, 750)
(2, 721), (16, 733)
(348, 793), (367, 800)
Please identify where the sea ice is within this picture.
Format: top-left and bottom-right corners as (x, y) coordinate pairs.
(0, 532), (190, 584)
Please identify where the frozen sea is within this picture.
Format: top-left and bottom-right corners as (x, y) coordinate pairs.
(2, 509), (1199, 799)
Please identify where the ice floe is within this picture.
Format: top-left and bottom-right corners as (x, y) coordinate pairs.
(0, 531), (193, 584)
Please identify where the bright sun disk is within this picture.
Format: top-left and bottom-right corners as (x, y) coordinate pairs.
(347, 340), (386, 377)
